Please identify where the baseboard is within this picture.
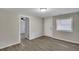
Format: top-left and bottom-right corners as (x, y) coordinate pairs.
(29, 34), (79, 44)
(1, 35), (79, 49)
(29, 35), (43, 40)
(45, 36), (79, 44)
(0, 41), (21, 49)
(43, 34), (53, 38)
(54, 37), (79, 44)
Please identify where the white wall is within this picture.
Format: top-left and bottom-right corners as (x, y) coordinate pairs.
(44, 17), (53, 37)
(29, 16), (43, 40)
(20, 20), (25, 33)
(0, 9), (20, 49)
(19, 15), (43, 40)
(25, 18), (29, 39)
(1, 9), (79, 49)
(44, 12), (79, 44)
(19, 16), (29, 39)
(52, 12), (79, 44)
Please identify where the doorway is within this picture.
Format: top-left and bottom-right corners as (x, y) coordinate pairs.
(20, 16), (29, 40)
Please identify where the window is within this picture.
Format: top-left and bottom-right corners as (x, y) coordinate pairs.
(56, 17), (73, 32)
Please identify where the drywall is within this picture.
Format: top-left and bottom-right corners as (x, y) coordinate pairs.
(29, 16), (43, 40)
(52, 12), (79, 44)
(44, 12), (79, 44)
(19, 15), (43, 40)
(44, 17), (53, 37)
(19, 16), (29, 39)
(25, 18), (29, 39)
(20, 20), (25, 33)
(0, 9), (20, 49)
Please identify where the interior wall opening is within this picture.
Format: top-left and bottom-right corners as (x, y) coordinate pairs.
(20, 16), (29, 40)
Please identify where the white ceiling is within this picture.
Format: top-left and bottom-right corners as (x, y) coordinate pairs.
(3, 8), (79, 18)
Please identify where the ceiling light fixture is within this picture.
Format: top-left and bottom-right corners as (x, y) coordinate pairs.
(40, 8), (47, 12)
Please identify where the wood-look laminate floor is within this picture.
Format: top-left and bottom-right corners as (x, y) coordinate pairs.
(0, 36), (79, 51)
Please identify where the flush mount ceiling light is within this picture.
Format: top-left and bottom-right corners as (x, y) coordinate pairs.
(40, 8), (47, 12)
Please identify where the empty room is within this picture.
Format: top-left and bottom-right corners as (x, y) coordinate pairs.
(0, 8), (79, 51)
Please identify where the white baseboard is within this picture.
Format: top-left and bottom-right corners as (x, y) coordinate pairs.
(43, 34), (53, 38)
(29, 34), (43, 40)
(2, 35), (78, 49)
(51, 36), (79, 44)
(0, 41), (21, 49)
(43, 34), (79, 44)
